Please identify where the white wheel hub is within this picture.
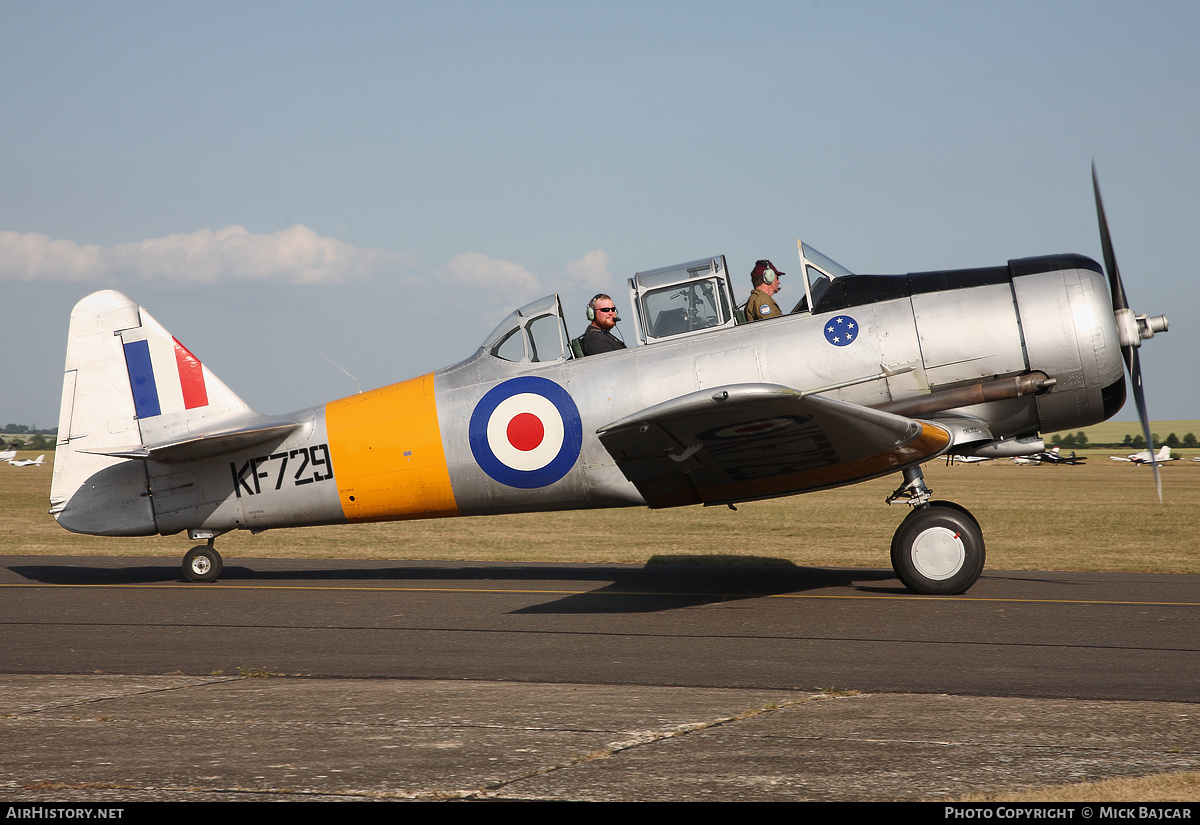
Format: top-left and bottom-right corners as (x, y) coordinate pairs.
(191, 556), (211, 575)
(910, 526), (966, 581)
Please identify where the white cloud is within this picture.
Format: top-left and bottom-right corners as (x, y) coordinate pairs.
(561, 249), (612, 291)
(0, 225), (417, 284)
(436, 251), (541, 296)
(0, 231), (103, 283)
(436, 248), (612, 297)
(436, 252), (545, 325)
(434, 248), (618, 327)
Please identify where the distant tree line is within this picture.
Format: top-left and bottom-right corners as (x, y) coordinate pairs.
(1122, 432), (1196, 450)
(1050, 432), (1090, 448)
(3, 424), (57, 452)
(1052, 431), (1197, 451)
(3, 434), (53, 451)
(3, 424), (56, 434)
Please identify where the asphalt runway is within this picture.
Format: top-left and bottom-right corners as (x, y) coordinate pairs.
(3, 556), (1199, 801)
(4, 556), (1199, 699)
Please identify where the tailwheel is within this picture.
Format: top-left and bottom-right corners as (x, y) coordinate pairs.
(890, 502), (984, 595)
(183, 544), (223, 583)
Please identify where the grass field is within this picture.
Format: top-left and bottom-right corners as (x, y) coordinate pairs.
(4, 451), (1197, 574)
(1050, 419), (1200, 446)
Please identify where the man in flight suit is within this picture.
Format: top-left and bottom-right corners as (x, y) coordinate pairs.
(580, 294), (626, 355)
(745, 260), (784, 322)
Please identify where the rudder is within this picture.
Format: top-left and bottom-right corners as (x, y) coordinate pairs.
(51, 290), (252, 536)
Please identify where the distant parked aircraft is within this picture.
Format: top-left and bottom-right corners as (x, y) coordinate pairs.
(944, 454), (992, 466)
(1037, 446), (1087, 465)
(1111, 445), (1175, 465)
(9, 454), (46, 467)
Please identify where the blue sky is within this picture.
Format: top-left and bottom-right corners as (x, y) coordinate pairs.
(3, 1), (1197, 426)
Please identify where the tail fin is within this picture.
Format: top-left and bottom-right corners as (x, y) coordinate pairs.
(51, 290), (254, 535)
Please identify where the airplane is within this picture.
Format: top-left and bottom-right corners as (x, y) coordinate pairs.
(1036, 446), (1087, 465)
(1111, 445), (1176, 465)
(1012, 446), (1087, 466)
(47, 168), (1169, 595)
(0, 444), (16, 462)
(10, 454), (46, 467)
(1006, 445), (1086, 466)
(943, 454), (992, 466)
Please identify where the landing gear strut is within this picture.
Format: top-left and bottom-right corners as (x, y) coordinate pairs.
(887, 467), (984, 595)
(182, 539), (223, 583)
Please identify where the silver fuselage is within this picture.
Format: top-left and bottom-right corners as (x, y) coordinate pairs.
(51, 255), (1125, 538)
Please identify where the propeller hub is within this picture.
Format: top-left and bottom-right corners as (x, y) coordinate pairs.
(1116, 310), (1170, 346)
(1115, 308), (1140, 348)
(1139, 313), (1168, 340)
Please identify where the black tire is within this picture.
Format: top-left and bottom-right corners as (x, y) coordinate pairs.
(926, 500), (980, 532)
(183, 545), (223, 583)
(890, 504), (985, 595)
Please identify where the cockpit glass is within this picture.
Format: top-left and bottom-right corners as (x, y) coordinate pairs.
(796, 244), (856, 313)
(482, 310), (522, 353)
(642, 279), (725, 338)
(482, 294), (570, 363)
(804, 245), (856, 280)
(527, 313), (564, 362)
(490, 326), (526, 362)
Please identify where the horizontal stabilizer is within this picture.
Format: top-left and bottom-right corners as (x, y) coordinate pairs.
(80, 419), (300, 462)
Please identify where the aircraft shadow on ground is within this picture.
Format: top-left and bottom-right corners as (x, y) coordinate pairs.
(7, 557), (906, 613)
(509, 557), (902, 614)
(7, 556), (907, 609)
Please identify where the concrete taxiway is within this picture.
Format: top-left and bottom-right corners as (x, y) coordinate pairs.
(2, 675), (1199, 802)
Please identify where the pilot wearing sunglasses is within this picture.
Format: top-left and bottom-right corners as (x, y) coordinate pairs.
(580, 294), (627, 356)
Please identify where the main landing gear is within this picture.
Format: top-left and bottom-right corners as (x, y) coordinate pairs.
(182, 538), (223, 583)
(886, 467), (985, 595)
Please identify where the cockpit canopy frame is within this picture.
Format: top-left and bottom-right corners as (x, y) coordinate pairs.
(481, 294), (572, 364)
(626, 255), (737, 345)
(793, 241), (857, 314)
(479, 243), (858, 363)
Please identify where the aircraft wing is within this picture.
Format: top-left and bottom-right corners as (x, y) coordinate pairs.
(596, 383), (952, 508)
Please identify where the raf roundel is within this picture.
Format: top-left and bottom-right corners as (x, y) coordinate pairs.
(698, 414), (813, 441)
(469, 376), (584, 489)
